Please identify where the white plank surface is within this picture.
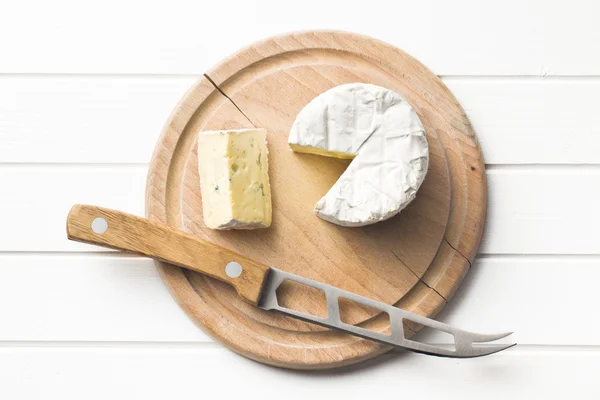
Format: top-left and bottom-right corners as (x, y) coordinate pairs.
(0, 255), (206, 343)
(445, 79), (600, 164)
(0, 166), (146, 252)
(2, 0), (600, 76)
(3, 77), (600, 164)
(481, 167), (600, 254)
(1, 255), (598, 345)
(1, 347), (599, 400)
(0, 76), (194, 164)
(0, 166), (597, 254)
(2, 0), (600, 395)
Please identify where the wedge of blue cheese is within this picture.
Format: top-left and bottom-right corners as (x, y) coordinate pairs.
(197, 129), (272, 230)
(289, 83), (429, 227)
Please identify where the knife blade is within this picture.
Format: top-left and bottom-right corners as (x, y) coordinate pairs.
(66, 204), (515, 358)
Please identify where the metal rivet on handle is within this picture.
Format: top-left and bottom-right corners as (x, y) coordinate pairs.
(91, 217), (108, 234)
(225, 262), (243, 278)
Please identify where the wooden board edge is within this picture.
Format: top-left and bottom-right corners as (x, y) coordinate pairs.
(397, 282), (447, 335)
(146, 76), (217, 224)
(143, 75), (394, 370)
(421, 240), (471, 301)
(145, 31), (486, 369)
(206, 30), (409, 87)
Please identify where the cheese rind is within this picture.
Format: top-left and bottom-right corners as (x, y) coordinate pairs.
(289, 83), (429, 227)
(197, 129), (272, 230)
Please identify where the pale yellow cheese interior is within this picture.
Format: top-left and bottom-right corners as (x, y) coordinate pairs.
(289, 143), (356, 160)
(197, 129), (272, 230)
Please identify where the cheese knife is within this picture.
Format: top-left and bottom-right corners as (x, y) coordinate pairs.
(66, 204), (515, 358)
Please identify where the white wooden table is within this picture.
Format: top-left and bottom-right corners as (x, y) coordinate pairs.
(2, 0), (599, 398)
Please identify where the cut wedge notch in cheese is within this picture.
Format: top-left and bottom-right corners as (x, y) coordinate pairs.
(197, 128), (272, 230)
(289, 83), (429, 227)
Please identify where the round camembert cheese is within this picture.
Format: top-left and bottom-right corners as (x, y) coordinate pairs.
(289, 83), (429, 227)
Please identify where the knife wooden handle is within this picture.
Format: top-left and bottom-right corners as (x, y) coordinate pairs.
(66, 204), (271, 305)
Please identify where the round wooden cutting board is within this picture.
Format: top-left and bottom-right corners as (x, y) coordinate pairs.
(145, 31), (486, 369)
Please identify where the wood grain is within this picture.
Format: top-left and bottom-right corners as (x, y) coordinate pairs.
(2, 1), (599, 394)
(66, 205), (270, 304)
(208, 31), (487, 263)
(145, 31), (486, 369)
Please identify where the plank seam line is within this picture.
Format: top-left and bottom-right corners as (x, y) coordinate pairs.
(4, 73), (600, 80)
(486, 164), (600, 171)
(477, 253), (600, 260)
(4, 251), (600, 259)
(2, 343), (600, 351)
(203, 73), (256, 127)
(2, 163), (600, 170)
(444, 238), (472, 269)
(390, 251), (447, 302)
(440, 75), (600, 81)
(0, 251), (142, 257)
(0, 73), (204, 78)
(0, 341), (223, 349)
(0, 163), (150, 168)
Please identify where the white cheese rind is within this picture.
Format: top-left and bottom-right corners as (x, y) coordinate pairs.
(289, 83), (429, 227)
